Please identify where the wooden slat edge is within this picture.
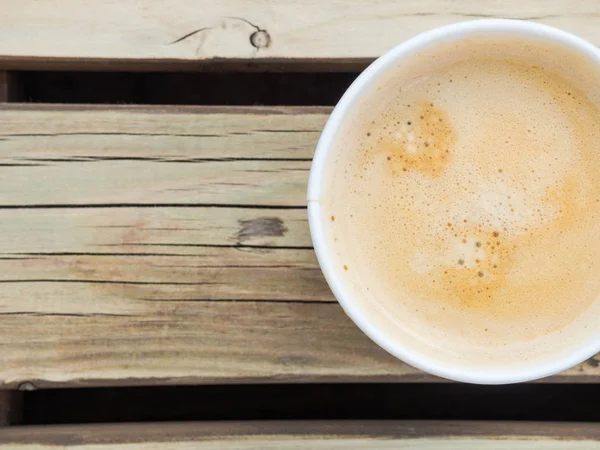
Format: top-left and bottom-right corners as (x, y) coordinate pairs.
(2, 1), (600, 69)
(0, 103), (332, 115)
(0, 57), (370, 72)
(0, 421), (598, 446)
(4, 369), (600, 390)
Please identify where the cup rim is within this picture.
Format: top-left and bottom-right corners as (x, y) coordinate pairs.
(307, 19), (600, 384)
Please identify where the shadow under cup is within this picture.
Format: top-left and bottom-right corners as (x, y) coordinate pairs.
(308, 20), (600, 384)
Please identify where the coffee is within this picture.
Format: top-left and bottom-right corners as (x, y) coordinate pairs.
(322, 38), (600, 370)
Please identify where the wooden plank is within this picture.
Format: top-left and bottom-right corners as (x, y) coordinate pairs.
(0, 421), (598, 448)
(0, 208), (312, 251)
(1, 1), (600, 69)
(0, 250), (332, 305)
(0, 302), (424, 388)
(0, 103), (598, 386)
(0, 105), (324, 160)
(0, 105), (326, 207)
(0, 253), (600, 388)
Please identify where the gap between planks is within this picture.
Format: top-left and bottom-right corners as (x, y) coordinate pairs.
(0, 72), (8, 102)
(0, 72), (20, 102)
(0, 391), (22, 426)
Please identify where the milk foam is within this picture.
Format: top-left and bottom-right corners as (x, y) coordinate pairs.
(323, 38), (600, 370)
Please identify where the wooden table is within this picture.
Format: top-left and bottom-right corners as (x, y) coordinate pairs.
(0, 1), (599, 447)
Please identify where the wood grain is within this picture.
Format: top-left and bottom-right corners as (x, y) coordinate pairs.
(0, 208), (312, 250)
(0, 421), (598, 448)
(0, 104), (598, 387)
(1, 1), (600, 69)
(0, 105), (326, 206)
(0, 250), (332, 305)
(0, 302), (428, 388)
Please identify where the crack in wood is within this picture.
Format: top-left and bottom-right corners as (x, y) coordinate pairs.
(10, 252), (216, 257)
(255, 129), (320, 133)
(448, 12), (571, 20)
(1, 132), (223, 138)
(148, 264), (305, 269)
(390, 12), (580, 20)
(0, 204), (306, 210)
(140, 298), (335, 304)
(15, 158), (91, 163)
(0, 163), (47, 167)
(168, 27), (212, 45)
(15, 156), (312, 163)
(0, 312), (134, 317)
(112, 243), (313, 250)
(0, 279), (224, 286)
(0, 257), (40, 260)
(169, 16), (271, 53)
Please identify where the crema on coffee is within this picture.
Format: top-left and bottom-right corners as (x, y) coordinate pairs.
(322, 37), (600, 371)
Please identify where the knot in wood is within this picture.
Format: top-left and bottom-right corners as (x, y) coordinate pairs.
(250, 30), (271, 49)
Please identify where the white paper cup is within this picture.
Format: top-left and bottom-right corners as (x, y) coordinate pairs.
(307, 19), (600, 384)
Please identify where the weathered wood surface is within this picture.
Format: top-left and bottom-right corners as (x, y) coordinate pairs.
(0, 104), (598, 388)
(1, 1), (600, 69)
(0, 105), (324, 206)
(0, 421), (598, 449)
